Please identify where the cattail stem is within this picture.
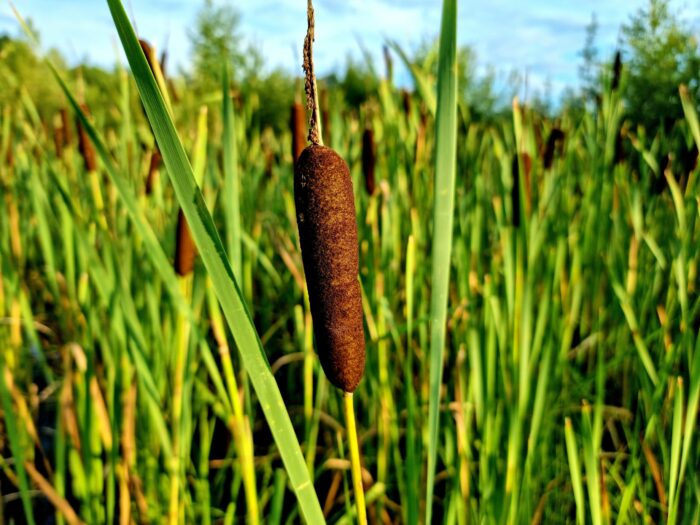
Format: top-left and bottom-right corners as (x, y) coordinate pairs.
(303, 0), (322, 145)
(343, 392), (367, 525)
(168, 275), (192, 525)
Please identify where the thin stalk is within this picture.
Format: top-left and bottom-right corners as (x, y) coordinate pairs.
(168, 275), (192, 525)
(343, 392), (367, 525)
(425, 0), (458, 522)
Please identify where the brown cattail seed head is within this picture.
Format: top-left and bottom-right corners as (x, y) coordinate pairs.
(139, 39), (158, 78)
(511, 153), (521, 228)
(294, 145), (366, 392)
(60, 108), (72, 146)
(383, 44), (393, 82)
(612, 50), (622, 91)
(174, 209), (197, 276)
(76, 104), (97, 172)
(5, 140), (14, 170)
(543, 127), (564, 170)
(291, 102), (307, 163)
(53, 113), (65, 158)
(320, 87), (331, 146)
(362, 128), (376, 195)
(159, 50), (168, 78)
(401, 89), (412, 117)
(146, 149), (162, 195)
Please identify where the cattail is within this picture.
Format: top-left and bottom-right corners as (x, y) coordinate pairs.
(415, 105), (428, 164)
(291, 102), (306, 162)
(320, 87), (331, 146)
(543, 127), (564, 170)
(362, 127), (376, 195)
(295, 0), (365, 393)
(614, 129), (626, 165)
(145, 149), (162, 195)
(76, 104), (97, 172)
(159, 49), (168, 78)
(139, 39), (159, 79)
(383, 45), (393, 82)
(60, 108), (72, 146)
(295, 145), (365, 392)
(521, 152), (532, 212)
(174, 209), (196, 276)
(53, 112), (65, 158)
(298, 4), (366, 521)
(5, 140), (14, 171)
(611, 50), (622, 91)
(511, 154), (521, 228)
(401, 89), (412, 117)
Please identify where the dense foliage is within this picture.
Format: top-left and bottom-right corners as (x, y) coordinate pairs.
(0, 0), (699, 523)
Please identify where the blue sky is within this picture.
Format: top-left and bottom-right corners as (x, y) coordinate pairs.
(1, 0), (699, 100)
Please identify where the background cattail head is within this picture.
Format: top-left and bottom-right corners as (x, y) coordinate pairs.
(320, 87), (331, 146)
(614, 128), (627, 165)
(362, 127), (376, 195)
(5, 140), (14, 171)
(294, 145), (366, 392)
(383, 44), (393, 82)
(139, 39), (159, 79)
(60, 108), (72, 146)
(145, 149), (162, 195)
(612, 50), (622, 91)
(543, 127), (565, 170)
(76, 104), (97, 172)
(174, 209), (197, 276)
(511, 153), (521, 228)
(159, 49), (168, 78)
(401, 89), (412, 117)
(290, 102), (306, 163)
(53, 112), (65, 158)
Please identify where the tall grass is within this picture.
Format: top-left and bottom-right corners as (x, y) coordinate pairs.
(0, 0), (699, 523)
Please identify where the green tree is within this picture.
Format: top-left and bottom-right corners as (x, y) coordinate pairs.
(578, 14), (600, 104)
(188, 0), (247, 92)
(621, 0), (700, 133)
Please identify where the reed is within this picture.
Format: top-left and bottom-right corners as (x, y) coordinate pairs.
(362, 127), (376, 196)
(612, 50), (622, 91)
(295, 144), (366, 391)
(291, 101), (306, 163)
(76, 104), (97, 172)
(174, 209), (196, 276)
(295, 1), (366, 521)
(543, 127), (564, 170)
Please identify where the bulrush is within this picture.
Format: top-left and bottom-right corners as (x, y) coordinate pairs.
(53, 112), (65, 158)
(295, 145), (366, 392)
(511, 153), (521, 228)
(294, 0), (365, 393)
(290, 101), (306, 163)
(320, 87), (331, 146)
(512, 152), (533, 228)
(76, 104), (97, 172)
(138, 39), (158, 79)
(362, 127), (376, 195)
(543, 127), (564, 170)
(174, 209), (196, 276)
(145, 149), (162, 195)
(612, 50), (622, 91)
(60, 108), (72, 146)
(402, 89), (412, 117)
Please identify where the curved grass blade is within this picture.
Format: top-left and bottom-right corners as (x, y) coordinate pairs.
(222, 65), (242, 281)
(425, 0), (458, 522)
(104, 0), (324, 520)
